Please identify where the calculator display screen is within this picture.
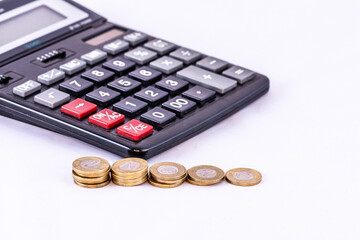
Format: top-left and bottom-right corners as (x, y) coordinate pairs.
(0, 6), (65, 47)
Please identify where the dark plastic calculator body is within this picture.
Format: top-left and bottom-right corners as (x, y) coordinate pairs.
(0, 0), (269, 159)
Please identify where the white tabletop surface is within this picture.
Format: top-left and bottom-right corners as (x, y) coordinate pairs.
(1, 0), (359, 239)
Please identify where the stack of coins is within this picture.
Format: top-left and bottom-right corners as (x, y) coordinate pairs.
(72, 157), (111, 188)
(149, 162), (187, 188)
(187, 165), (225, 186)
(111, 158), (148, 186)
(225, 168), (262, 186)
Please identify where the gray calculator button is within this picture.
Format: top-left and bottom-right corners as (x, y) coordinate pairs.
(37, 69), (65, 86)
(103, 39), (129, 55)
(170, 48), (202, 65)
(81, 49), (107, 65)
(123, 32), (147, 46)
(196, 57), (228, 72)
(60, 59), (86, 75)
(34, 88), (70, 109)
(150, 56), (183, 74)
(13, 80), (41, 98)
(177, 66), (236, 94)
(144, 39), (176, 55)
(124, 47), (157, 65)
(222, 66), (256, 84)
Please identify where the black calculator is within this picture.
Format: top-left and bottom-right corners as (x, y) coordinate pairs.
(0, 0), (269, 159)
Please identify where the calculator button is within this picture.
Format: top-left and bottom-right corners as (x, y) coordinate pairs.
(124, 47), (157, 65)
(117, 119), (153, 141)
(81, 67), (115, 85)
(89, 109), (125, 129)
(103, 57), (136, 74)
(81, 49), (107, 65)
(34, 88), (70, 109)
(107, 77), (141, 95)
(182, 86), (216, 105)
(162, 96), (196, 117)
(13, 80), (41, 98)
(103, 39), (129, 55)
(177, 66), (237, 94)
(123, 32), (148, 46)
(61, 99), (97, 119)
(129, 66), (161, 85)
(169, 48), (202, 65)
(144, 39), (176, 55)
(140, 107), (176, 129)
(37, 69), (65, 86)
(85, 87), (121, 107)
(222, 66), (255, 84)
(59, 78), (94, 97)
(155, 76), (189, 95)
(113, 97), (148, 117)
(134, 86), (168, 107)
(196, 57), (228, 72)
(149, 56), (183, 74)
(59, 59), (86, 75)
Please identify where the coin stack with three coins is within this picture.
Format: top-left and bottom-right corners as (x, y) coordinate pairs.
(148, 162), (187, 188)
(72, 157), (111, 188)
(187, 165), (225, 186)
(111, 158), (148, 186)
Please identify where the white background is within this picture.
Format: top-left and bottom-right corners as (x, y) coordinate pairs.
(1, 0), (359, 239)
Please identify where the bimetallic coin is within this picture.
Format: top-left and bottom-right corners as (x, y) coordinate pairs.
(148, 177), (185, 188)
(112, 158), (148, 178)
(74, 179), (111, 188)
(72, 171), (110, 184)
(72, 157), (110, 178)
(151, 174), (187, 185)
(112, 175), (148, 186)
(225, 168), (262, 186)
(149, 162), (186, 181)
(187, 165), (224, 186)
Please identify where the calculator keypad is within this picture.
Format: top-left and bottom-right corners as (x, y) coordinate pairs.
(59, 59), (86, 75)
(81, 67), (115, 85)
(149, 56), (183, 74)
(10, 30), (260, 145)
(13, 80), (41, 98)
(124, 47), (157, 65)
(61, 98), (97, 119)
(37, 69), (65, 86)
(85, 87), (120, 107)
(34, 88), (70, 109)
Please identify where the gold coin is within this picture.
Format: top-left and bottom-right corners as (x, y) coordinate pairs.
(151, 174), (187, 185)
(112, 175), (148, 186)
(148, 177), (185, 188)
(149, 162), (186, 181)
(111, 158), (148, 179)
(72, 171), (109, 184)
(72, 157), (110, 178)
(225, 168), (262, 186)
(187, 165), (224, 186)
(74, 179), (110, 188)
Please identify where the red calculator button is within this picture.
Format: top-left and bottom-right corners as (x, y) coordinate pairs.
(61, 99), (97, 119)
(117, 119), (153, 141)
(89, 109), (125, 129)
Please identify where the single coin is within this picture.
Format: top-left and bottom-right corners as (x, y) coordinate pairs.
(187, 165), (224, 186)
(112, 175), (148, 186)
(225, 168), (262, 186)
(72, 156), (110, 178)
(74, 179), (111, 188)
(149, 162), (186, 181)
(148, 177), (185, 188)
(111, 158), (148, 178)
(72, 171), (110, 184)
